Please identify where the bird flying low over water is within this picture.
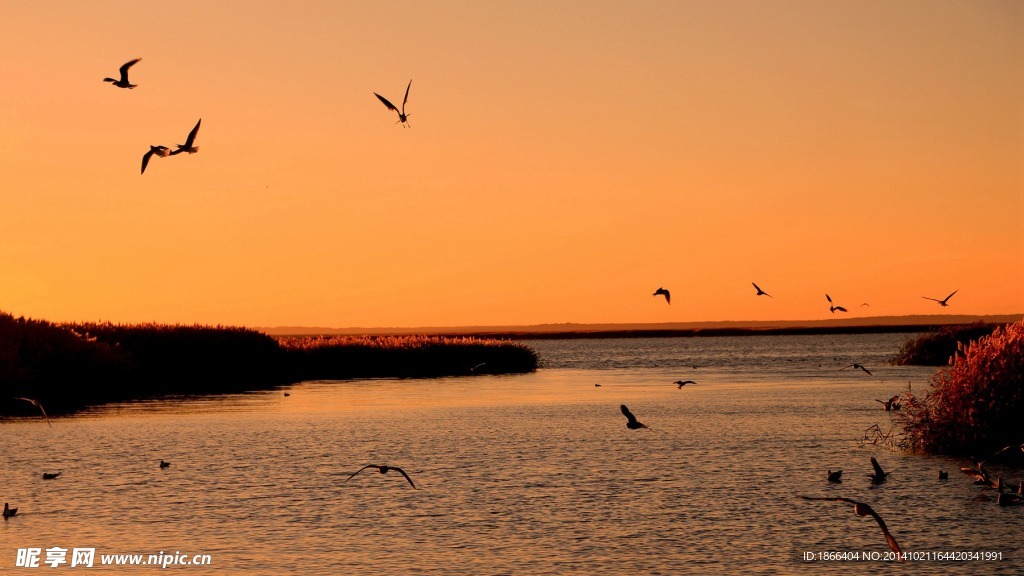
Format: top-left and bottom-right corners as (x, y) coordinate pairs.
(875, 395), (900, 411)
(826, 294), (847, 314)
(799, 496), (903, 557)
(169, 119), (201, 156)
(346, 464), (417, 489)
(922, 289), (958, 307)
(14, 397), (51, 427)
(374, 80), (412, 126)
(103, 58), (141, 88)
(841, 363), (873, 376)
(653, 287), (670, 304)
(674, 380), (695, 388)
(620, 404), (649, 430)
(868, 457), (889, 484)
(752, 282), (772, 297)
(141, 145), (169, 174)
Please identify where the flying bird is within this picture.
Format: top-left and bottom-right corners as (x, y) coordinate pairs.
(653, 288), (670, 304)
(922, 289), (958, 307)
(799, 496), (903, 557)
(868, 457), (889, 484)
(103, 58), (141, 89)
(169, 119), (201, 156)
(374, 80), (412, 126)
(14, 397), (51, 427)
(620, 404), (649, 430)
(3, 503), (17, 519)
(841, 363), (873, 376)
(346, 464), (417, 489)
(42, 472), (62, 480)
(827, 470), (843, 483)
(674, 380), (695, 389)
(826, 294), (847, 314)
(141, 145), (169, 174)
(752, 282), (772, 297)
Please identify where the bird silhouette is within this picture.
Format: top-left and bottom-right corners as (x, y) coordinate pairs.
(922, 289), (958, 307)
(141, 145), (170, 174)
(868, 457), (889, 484)
(14, 397), (51, 427)
(799, 496), (903, 557)
(841, 363), (873, 376)
(169, 119), (201, 156)
(674, 380), (695, 388)
(826, 294), (847, 314)
(752, 282), (772, 297)
(42, 472), (62, 480)
(653, 288), (670, 304)
(374, 80), (412, 126)
(874, 395), (900, 411)
(938, 470), (948, 480)
(3, 503), (17, 519)
(827, 470), (843, 483)
(103, 58), (141, 89)
(620, 404), (649, 430)
(160, 460), (171, 469)
(346, 464), (417, 489)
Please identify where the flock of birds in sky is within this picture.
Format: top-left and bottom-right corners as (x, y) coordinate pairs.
(103, 58), (413, 174)
(652, 283), (960, 314)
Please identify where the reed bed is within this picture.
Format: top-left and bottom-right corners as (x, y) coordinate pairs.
(890, 322), (1000, 365)
(1, 312), (538, 415)
(895, 320), (1024, 455)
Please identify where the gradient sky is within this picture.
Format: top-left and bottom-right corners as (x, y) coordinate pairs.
(2, 0), (1021, 328)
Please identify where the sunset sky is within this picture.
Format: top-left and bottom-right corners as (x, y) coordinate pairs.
(2, 0), (1021, 329)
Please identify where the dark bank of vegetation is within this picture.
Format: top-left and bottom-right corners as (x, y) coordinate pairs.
(893, 320), (1024, 456)
(890, 322), (1001, 366)
(0, 312), (538, 416)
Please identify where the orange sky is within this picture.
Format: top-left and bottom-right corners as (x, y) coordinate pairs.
(2, 0), (1021, 328)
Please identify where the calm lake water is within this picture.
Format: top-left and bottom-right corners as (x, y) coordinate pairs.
(3, 334), (1022, 574)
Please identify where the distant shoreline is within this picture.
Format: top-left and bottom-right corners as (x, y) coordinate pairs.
(259, 314), (1023, 339)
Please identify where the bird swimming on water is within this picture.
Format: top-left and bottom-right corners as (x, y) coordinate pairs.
(346, 464), (417, 489)
(922, 289), (958, 307)
(103, 58), (141, 89)
(374, 80), (412, 127)
(653, 288), (670, 304)
(827, 470), (843, 483)
(141, 145), (169, 174)
(169, 119), (201, 156)
(3, 503), (17, 519)
(752, 282), (772, 297)
(620, 404), (649, 430)
(799, 496), (903, 557)
(160, 460), (171, 469)
(42, 472), (62, 480)
(14, 397), (51, 427)
(938, 470), (948, 480)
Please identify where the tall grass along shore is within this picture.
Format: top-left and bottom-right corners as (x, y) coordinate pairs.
(0, 312), (538, 416)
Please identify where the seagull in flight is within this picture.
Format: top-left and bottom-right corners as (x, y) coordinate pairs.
(141, 145), (170, 174)
(841, 363), (873, 376)
(868, 457), (889, 484)
(620, 404), (649, 430)
(14, 397), (51, 427)
(374, 80), (412, 127)
(103, 58), (141, 89)
(346, 464), (417, 489)
(653, 287), (670, 304)
(922, 289), (958, 307)
(169, 119), (201, 156)
(875, 395), (900, 411)
(752, 282), (772, 297)
(799, 496), (903, 557)
(674, 380), (695, 389)
(826, 294), (847, 314)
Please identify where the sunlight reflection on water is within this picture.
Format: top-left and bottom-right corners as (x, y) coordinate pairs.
(3, 335), (1022, 574)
